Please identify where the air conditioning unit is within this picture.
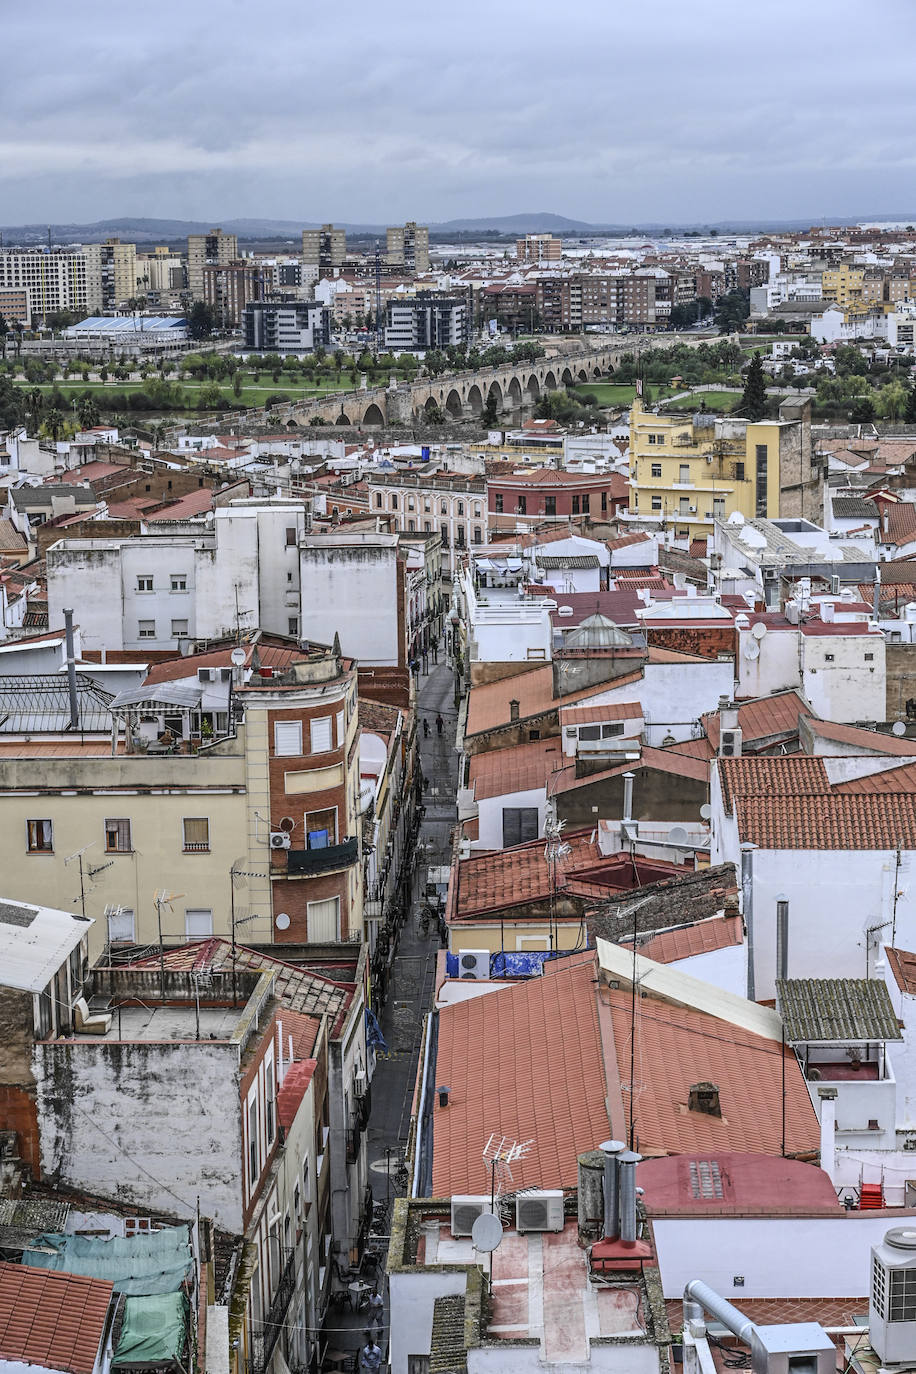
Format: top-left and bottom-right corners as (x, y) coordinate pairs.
(450, 1195), (494, 1238)
(198, 668), (215, 682)
(458, 949), (489, 980)
(270, 832), (291, 849)
(763, 567), (777, 581)
(870, 1227), (916, 1367)
(720, 728), (743, 758)
(516, 1190), (565, 1233)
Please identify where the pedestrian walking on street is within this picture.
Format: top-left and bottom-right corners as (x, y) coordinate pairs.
(423, 717), (429, 737)
(360, 1333), (382, 1373)
(367, 1286), (384, 1337)
(436, 713), (444, 736)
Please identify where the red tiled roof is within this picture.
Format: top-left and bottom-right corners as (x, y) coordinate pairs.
(638, 914), (744, 963)
(465, 667), (640, 737)
(559, 701), (643, 726)
(886, 947), (916, 995)
(607, 531), (652, 551)
(145, 488), (219, 521)
(605, 986), (819, 1157)
(277, 1058), (317, 1130)
(689, 538), (708, 559)
(455, 830), (602, 918)
(0, 519), (28, 552)
(704, 690), (812, 749)
(799, 620), (882, 636)
(665, 737), (715, 761)
(143, 640), (305, 685)
(467, 737), (564, 801)
(640, 1152), (839, 1216)
(552, 744), (709, 793)
(432, 955), (610, 1194)
(0, 1262), (113, 1374)
(804, 718), (916, 755)
(281, 1009), (322, 1061)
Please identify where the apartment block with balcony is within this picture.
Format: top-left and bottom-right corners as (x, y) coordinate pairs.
(301, 225), (346, 272)
(0, 246), (103, 322)
(186, 228), (239, 301)
(628, 394), (814, 544)
(386, 221), (429, 273)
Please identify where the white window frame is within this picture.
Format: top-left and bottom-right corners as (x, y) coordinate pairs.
(336, 709), (345, 746)
(171, 619), (189, 639)
(274, 720), (303, 757)
(306, 896), (340, 942)
(182, 816), (210, 852)
(107, 907), (135, 942)
(136, 575), (154, 593)
(138, 620), (156, 639)
(185, 908), (213, 939)
(309, 716), (332, 754)
(170, 574), (188, 593)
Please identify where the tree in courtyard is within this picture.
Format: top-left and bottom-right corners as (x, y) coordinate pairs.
(849, 396), (875, 424)
(740, 351), (768, 420)
(905, 379), (916, 424)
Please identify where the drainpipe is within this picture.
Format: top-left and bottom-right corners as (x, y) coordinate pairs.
(817, 1086), (838, 1184)
(63, 608), (79, 730)
(741, 843), (757, 1001)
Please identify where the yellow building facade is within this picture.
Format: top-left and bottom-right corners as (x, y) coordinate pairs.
(629, 397), (793, 543)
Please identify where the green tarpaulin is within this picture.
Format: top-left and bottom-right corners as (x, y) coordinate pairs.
(113, 1292), (189, 1368)
(22, 1225), (192, 1296)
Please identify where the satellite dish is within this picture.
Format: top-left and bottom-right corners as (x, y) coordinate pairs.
(699, 803), (712, 820)
(893, 720), (908, 737)
(751, 621), (767, 640)
(744, 642), (760, 661)
(231, 647), (247, 666)
(667, 826), (689, 847)
(471, 1212), (503, 1253)
(275, 912), (291, 931)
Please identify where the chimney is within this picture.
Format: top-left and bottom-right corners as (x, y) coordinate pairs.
(821, 600), (835, 623)
(599, 1139), (625, 1241)
(509, 699), (520, 722)
(719, 700), (738, 734)
(63, 608), (79, 730)
(688, 1082), (722, 1117)
(617, 1149), (642, 1244)
(776, 895), (789, 983)
(874, 568), (881, 623)
(817, 1086), (838, 1183)
(622, 771), (634, 824)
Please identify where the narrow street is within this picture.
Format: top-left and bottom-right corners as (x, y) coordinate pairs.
(323, 657), (459, 1366)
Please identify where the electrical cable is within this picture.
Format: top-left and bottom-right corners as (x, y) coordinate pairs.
(66, 1096), (199, 1214)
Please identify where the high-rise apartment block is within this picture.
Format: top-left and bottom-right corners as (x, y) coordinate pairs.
(202, 260), (269, 325)
(0, 246), (103, 322)
(386, 222), (429, 273)
(384, 292), (468, 350)
(301, 224), (347, 271)
(186, 228), (239, 301)
(99, 238), (138, 310)
(517, 233), (562, 263)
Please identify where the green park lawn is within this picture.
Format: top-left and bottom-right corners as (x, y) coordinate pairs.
(660, 389), (740, 412)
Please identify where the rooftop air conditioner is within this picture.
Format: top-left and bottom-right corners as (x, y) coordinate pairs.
(458, 949), (489, 981)
(198, 668), (215, 682)
(450, 1195), (494, 1238)
(720, 728), (743, 758)
(870, 1227), (916, 1367)
(516, 1190), (565, 1233)
(270, 832), (291, 849)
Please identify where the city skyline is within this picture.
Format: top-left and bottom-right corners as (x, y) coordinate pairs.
(6, 0), (915, 225)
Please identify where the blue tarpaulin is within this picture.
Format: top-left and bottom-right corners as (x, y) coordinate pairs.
(365, 1006), (388, 1052)
(445, 949), (586, 979)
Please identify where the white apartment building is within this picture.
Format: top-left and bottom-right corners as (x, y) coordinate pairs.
(0, 246), (103, 321)
(367, 472), (487, 577)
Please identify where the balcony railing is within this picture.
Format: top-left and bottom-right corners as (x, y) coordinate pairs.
(287, 837), (359, 876)
(250, 1248), (296, 1374)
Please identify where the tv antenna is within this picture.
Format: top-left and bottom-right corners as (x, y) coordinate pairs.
(482, 1133), (532, 1202)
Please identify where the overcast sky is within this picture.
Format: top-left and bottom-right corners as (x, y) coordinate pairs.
(4, 0), (916, 227)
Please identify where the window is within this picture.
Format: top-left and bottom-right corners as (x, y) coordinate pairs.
(307, 896), (340, 942)
(456, 528), (466, 548)
(735, 461), (745, 481)
(755, 443), (769, 517)
(572, 495), (580, 514)
(375, 493), (382, 508)
(171, 619), (189, 638)
(287, 571), (293, 583)
(457, 501), (464, 516)
(182, 817), (210, 852)
(865, 652), (874, 661)
(679, 463), (690, 484)
(105, 818), (131, 852)
(248, 1098), (259, 1186)
(336, 709), (344, 745)
(713, 497), (726, 518)
(651, 462), (662, 478)
(288, 617), (298, 637)
(185, 909), (213, 938)
(107, 908), (135, 942)
(517, 495), (527, 515)
(138, 620), (156, 639)
(408, 518), (415, 531)
(265, 1059), (276, 1146)
(424, 499), (431, 512)
(473, 503), (481, 517)
(502, 807), (539, 846)
(407, 497), (415, 510)
(656, 434), (665, 446)
(286, 526), (297, 545)
(136, 575), (154, 592)
(310, 716), (332, 753)
(494, 493), (504, 513)
(824, 653), (835, 662)
(651, 495), (662, 511)
(679, 497), (691, 515)
(391, 494), (398, 509)
(544, 495), (556, 517)
(424, 521), (431, 532)
(473, 527), (482, 544)
(440, 523), (449, 545)
(306, 807), (337, 849)
(648, 433), (656, 444)
(441, 500), (448, 514)
(170, 574), (187, 592)
(27, 819), (53, 853)
(274, 720), (302, 756)
(582, 495), (590, 514)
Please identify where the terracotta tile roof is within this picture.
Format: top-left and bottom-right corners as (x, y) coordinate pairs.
(718, 756), (916, 848)
(277, 1058), (317, 1131)
(559, 701), (643, 726)
(0, 1262), (113, 1374)
(455, 829), (602, 918)
(432, 956), (610, 1194)
(638, 914), (744, 963)
(552, 743), (709, 793)
(803, 717), (916, 755)
(145, 488), (219, 521)
(886, 946), (916, 995)
(646, 645), (709, 663)
(641, 1152), (840, 1216)
(605, 986), (819, 1157)
(704, 690), (812, 750)
(143, 640), (305, 685)
(467, 736), (564, 800)
(281, 1009), (322, 1060)
(665, 736), (715, 761)
(607, 531), (652, 551)
(689, 538), (709, 559)
(799, 620), (881, 637)
(587, 863), (738, 944)
(465, 668), (637, 738)
(0, 519), (27, 553)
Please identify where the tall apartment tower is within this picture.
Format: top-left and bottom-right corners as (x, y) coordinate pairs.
(301, 224), (347, 271)
(99, 238), (138, 310)
(186, 228), (239, 301)
(386, 222), (430, 273)
(516, 233), (562, 263)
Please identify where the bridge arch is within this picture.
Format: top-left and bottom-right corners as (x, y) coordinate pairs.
(335, 411), (352, 427)
(593, 366), (603, 378)
(445, 388), (463, 418)
(466, 383), (483, 416)
(506, 376), (522, 406)
(543, 370), (558, 391)
(362, 402), (385, 426)
(525, 374), (540, 401)
(486, 381), (503, 413)
(561, 366), (574, 386)
(578, 368), (588, 383)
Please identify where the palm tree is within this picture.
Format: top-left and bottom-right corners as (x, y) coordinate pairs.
(77, 396), (100, 430)
(44, 407), (65, 441)
(25, 387), (43, 429)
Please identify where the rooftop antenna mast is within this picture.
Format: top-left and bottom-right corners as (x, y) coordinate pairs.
(481, 1134), (532, 1279)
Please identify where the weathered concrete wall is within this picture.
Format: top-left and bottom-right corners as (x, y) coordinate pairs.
(886, 642), (916, 722)
(556, 767), (707, 828)
(0, 988), (40, 1175)
(33, 1039), (244, 1232)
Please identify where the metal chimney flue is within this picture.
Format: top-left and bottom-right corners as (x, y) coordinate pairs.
(622, 771), (634, 825)
(617, 1149), (641, 1244)
(599, 1139), (625, 1241)
(63, 608), (79, 730)
(776, 895), (789, 983)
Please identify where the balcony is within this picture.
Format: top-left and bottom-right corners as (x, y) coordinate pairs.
(250, 1247), (296, 1374)
(286, 837), (359, 876)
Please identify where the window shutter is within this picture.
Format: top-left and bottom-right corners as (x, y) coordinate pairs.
(310, 717), (332, 753)
(274, 721), (303, 757)
(307, 897), (340, 942)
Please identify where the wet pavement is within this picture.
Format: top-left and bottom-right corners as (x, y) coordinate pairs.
(320, 655), (459, 1370)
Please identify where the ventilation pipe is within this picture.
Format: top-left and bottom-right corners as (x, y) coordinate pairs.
(617, 1149), (641, 1244)
(682, 1279), (756, 1347)
(818, 1085), (837, 1184)
(741, 843), (756, 1001)
(622, 771), (635, 825)
(599, 1139), (625, 1240)
(874, 567), (881, 624)
(63, 608), (79, 731)
(776, 895), (789, 984)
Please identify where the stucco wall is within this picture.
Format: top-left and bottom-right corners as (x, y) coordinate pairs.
(33, 1039), (245, 1232)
